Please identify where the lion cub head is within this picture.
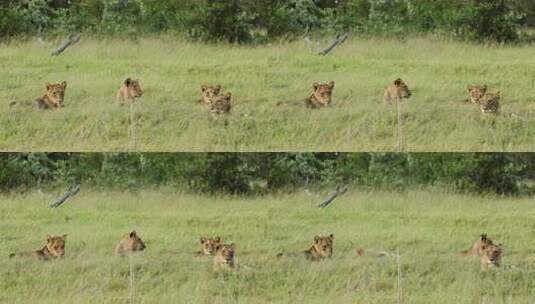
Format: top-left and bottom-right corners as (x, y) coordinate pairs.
(200, 236), (221, 255)
(312, 234), (334, 258)
(467, 84), (487, 104)
(117, 78), (143, 102)
(213, 243), (236, 270)
(383, 78), (411, 104)
(115, 231), (146, 256)
(200, 85), (221, 104)
(480, 242), (502, 268)
(46, 234), (67, 258)
(210, 92), (232, 114)
(308, 81), (335, 108)
(45, 81), (67, 107)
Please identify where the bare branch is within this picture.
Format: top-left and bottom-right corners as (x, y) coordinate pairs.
(49, 184), (81, 208)
(51, 32), (81, 57)
(318, 184), (348, 208)
(318, 32), (348, 56)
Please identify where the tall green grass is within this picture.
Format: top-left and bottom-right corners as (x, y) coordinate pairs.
(0, 37), (534, 152)
(1, 189), (534, 303)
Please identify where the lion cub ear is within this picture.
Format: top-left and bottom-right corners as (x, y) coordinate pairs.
(394, 78), (403, 86)
(201, 85), (208, 92)
(61, 234), (68, 240)
(200, 237), (207, 244)
(482, 84), (488, 91)
(45, 82), (52, 90)
(329, 234), (334, 240)
(225, 92), (232, 100)
(214, 85), (221, 93)
(215, 236), (221, 242)
(313, 82), (320, 91)
(467, 85), (474, 92)
(46, 235), (52, 242)
(61, 81), (67, 88)
(129, 231), (137, 238)
(314, 235), (320, 243)
(229, 243), (235, 250)
(124, 78), (132, 86)
(328, 81), (335, 89)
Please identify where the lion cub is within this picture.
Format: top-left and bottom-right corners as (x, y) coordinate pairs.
(115, 231), (146, 257)
(303, 234), (334, 261)
(9, 234), (67, 260)
(36, 81), (67, 109)
(213, 243), (236, 271)
(462, 233), (502, 267)
(383, 78), (412, 104)
(306, 81), (335, 108)
(467, 84), (487, 104)
(478, 92), (501, 114)
(199, 236), (222, 255)
(200, 85), (222, 105)
(116, 78), (143, 103)
(210, 92), (232, 114)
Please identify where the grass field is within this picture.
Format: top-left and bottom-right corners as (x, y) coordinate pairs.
(1, 37), (534, 152)
(1, 189), (535, 303)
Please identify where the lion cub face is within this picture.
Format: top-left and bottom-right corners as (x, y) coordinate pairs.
(201, 85), (221, 104)
(214, 243), (236, 270)
(200, 236), (221, 255)
(312, 234), (334, 258)
(311, 81), (335, 106)
(467, 84), (487, 104)
(480, 243), (502, 267)
(46, 234), (67, 258)
(116, 231), (146, 256)
(210, 92), (232, 114)
(45, 81), (67, 107)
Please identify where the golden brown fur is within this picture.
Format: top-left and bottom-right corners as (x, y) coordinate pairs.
(461, 234), (502, 268)
(383, 78), (412, 104)
(467, 84), (487, 104)
(36, 81), (67, 109)
(478, 92), (501, 114)
(213, 243), (236, 271)
(305, 81), (335, 108)
(210, 92), (232, 114)
(199, 236), (221, 255)
(9, 234), (67, 260)
(115, 231), (146, 257)
(303, 234), (334, 261)
(200, 85), (221, 105)
(116, 78), (143, 103)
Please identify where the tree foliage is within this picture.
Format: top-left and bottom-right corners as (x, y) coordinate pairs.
(0, 153), (532, 196)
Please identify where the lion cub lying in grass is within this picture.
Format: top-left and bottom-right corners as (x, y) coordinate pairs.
(305, 81), (335, 108)
(383, 78), (412, 104)
(199, 84), (232, 114)
(466, 84), (501, 114)
(116, 78), (143, 103)
(213, 242), (236, 271)
(278, 234), (334, 261)
(462, 233), (503, 268)
(36, 81), (68, 109)
(115, 231), (146, 257)
(9, 234), (67, 261)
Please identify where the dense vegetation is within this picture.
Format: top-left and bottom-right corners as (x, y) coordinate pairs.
(1, 153), (533, 195)
(1, 0), (533, 43)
